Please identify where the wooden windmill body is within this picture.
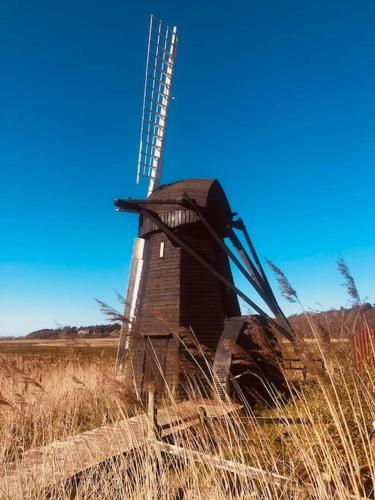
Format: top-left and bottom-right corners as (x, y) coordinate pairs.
(118, 179), (241, 395)
(116, 16), (294, 401)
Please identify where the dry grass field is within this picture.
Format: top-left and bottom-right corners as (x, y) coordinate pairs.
(0, 341), (132, 464)
(1, 318), (375, 499)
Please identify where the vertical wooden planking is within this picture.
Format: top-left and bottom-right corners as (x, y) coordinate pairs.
(128, 179), (240, 397)
(352, 328), (375, 368)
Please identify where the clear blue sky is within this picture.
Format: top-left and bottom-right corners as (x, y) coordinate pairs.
(1, 0), (374, 336)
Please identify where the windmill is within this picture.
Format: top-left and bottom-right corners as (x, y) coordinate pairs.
(115, 15), (294, 401)
(116, 15), (178, 368)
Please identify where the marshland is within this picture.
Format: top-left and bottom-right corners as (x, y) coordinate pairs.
(1, 270), (375, 498)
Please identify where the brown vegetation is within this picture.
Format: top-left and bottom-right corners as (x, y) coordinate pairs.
(288, 305), (375, 339)
(1, 260), (374, 498)
(1, 320), (375, 498)
(0, 348), (138, 467)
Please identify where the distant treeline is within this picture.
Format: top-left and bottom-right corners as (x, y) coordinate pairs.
(24, 304), (374, 341)
(26, 323), (121, 340)
(288, 303), (374, 338)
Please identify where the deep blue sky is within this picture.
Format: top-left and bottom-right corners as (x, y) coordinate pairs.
(1, 0), (374, 336)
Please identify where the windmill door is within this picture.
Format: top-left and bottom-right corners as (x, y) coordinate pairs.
(143, 337), (169, 395)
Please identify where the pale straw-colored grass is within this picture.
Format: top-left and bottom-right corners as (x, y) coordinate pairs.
(1, 322), (375, 499)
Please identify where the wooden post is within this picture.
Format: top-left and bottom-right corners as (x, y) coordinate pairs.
(147, 383), (158, 440)
(198, 406), (207, 427)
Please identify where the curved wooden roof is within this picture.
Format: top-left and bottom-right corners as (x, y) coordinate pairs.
(150, 179), (230, 209)
(140, 179), (234, 238)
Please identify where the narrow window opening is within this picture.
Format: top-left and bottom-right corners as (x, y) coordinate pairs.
(159, 241), (165, 258)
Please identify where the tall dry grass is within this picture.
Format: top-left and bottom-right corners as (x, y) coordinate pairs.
(1, 333), (375, 499)
(1, 259), (375, 498)
(0, 351), (139, 467)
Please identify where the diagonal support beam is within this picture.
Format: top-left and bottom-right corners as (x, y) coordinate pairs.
(181, 194), (294, 340)
(136, 206), (294, 342)
(231, 219), (294, 337)
(181, 194), (282, 319)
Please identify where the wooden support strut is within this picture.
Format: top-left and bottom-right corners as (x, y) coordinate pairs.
(147, 383), (159, 440)
(181, 194), (271, 297)
(156, 441), (297, 489)
(227, 225), (294, 337)
(233, 218), (272, 291)
(136, 206), (294, 342)
(115, 196), (294, 341)
(181, 193), (291, 327)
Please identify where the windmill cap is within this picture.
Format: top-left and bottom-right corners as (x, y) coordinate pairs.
(139, 178), (234, 238)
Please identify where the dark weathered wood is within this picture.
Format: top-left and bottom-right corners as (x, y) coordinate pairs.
(282, 357), (325, 382)
(140, 179), (233, 237)
(128, 179), (240, 396)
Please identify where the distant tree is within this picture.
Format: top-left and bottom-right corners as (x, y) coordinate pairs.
(362, 302), (373, 310)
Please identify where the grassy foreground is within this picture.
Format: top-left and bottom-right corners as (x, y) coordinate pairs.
(0, 324), (375, 499)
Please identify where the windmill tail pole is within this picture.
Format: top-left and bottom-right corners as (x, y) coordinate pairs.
(181, 193), (295, 343)
(181, 193), (284, 320)
(232, 218), (295, 340)
(227, 226), (294, 338)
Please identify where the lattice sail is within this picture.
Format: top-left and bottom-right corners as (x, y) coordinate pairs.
(136, 15), (178, 197)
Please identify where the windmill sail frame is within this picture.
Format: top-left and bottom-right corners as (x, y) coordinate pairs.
(137, 15), (178, 196)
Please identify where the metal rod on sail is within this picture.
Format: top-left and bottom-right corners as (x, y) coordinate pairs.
(136, 15), (178, 195)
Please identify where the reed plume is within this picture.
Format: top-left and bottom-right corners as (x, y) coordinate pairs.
(266, 259), (298, 303)
(95, 299), (126, 323)
(337, 258), (361, 306)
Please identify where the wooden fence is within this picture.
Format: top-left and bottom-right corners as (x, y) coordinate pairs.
(282, 357), (325, 381)
(352, 328), (375, 368)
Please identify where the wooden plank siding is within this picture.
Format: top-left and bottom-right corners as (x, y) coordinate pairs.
(136, 232), (181, 337)
(130, 179), (241, 396)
